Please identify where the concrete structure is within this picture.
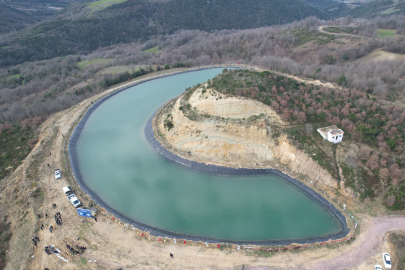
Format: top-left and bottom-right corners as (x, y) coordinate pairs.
(317, 125), (344, 144)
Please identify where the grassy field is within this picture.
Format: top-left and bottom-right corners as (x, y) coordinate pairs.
(6, 74), (22, 79)
(380, 7), (401, 14)
(292, 28), (335, 46)
(77, 58), (114, 70)
(88, 0), (127, 11)
(377, 29), (396, 38)
(142, 46), (161, 53)
(359, 49), (405, 63)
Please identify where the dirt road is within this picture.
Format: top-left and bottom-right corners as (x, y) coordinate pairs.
(304, 216), (405, 270)
(318, 26), (365, 39)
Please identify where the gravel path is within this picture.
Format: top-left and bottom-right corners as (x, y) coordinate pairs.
(318, 26), (365, 39)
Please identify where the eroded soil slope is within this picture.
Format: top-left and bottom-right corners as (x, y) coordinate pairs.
(155, 84), (338, 188)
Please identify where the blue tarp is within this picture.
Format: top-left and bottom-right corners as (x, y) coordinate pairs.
(77, 208), (92, 217)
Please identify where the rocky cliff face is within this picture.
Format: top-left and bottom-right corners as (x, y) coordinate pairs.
(154, 84), (338, 188)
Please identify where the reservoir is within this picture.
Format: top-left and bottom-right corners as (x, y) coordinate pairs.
(73, 68), (343, 242)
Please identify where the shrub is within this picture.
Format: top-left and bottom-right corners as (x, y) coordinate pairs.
(337, 74), (347, 86)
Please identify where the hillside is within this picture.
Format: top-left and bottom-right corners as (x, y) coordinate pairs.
(157, 69), (405, 210)
(0, 0), (91, 34)
(348, 0), (405, 18)
(0, 0), (334, 66)
(0, 4), (38, 34)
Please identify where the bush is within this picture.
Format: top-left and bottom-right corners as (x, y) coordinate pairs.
(337, 74), (347, 86)
(387, 139), (396, 150)
(164, 120), (174, 130)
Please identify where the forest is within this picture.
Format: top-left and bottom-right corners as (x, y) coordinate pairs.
(348, 0), (405, 19)
(1, 16), (405, 122)
(0, 0), (337, 66)
(1, 0), (405, 67)
(0, 4), (38, 34)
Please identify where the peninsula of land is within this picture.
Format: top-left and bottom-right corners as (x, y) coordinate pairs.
(152, 79), (338, 189)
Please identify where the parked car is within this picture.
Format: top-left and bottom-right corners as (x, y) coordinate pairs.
(383, 253), (392, 269)
(62, 186), (73, 196)
(55, 169), (61, 179)
(375, 265), (383, 270)
(67, 194), (82, 208)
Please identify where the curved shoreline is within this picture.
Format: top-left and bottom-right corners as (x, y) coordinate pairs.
(69, 67), (350, 245)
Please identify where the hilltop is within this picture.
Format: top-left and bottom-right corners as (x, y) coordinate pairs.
(155, 69), (405, 210)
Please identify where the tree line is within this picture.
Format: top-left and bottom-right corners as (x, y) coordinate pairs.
(0, 0), (334, 66)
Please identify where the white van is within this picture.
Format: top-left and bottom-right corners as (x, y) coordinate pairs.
(62, 186), (73, 196)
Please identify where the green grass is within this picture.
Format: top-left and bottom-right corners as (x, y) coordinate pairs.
(6, 74), (22, 79)
(76, 58), (113, 70)
(292, 28), (335, 46)
(324, 27), (354, 35)
(142, 46), (161, 53)
(88, 0), (127, 11)
(377, 29), (396, 38)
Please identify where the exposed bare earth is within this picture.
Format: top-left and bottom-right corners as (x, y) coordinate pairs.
(2, 67), (405, 269)
(155, 85), (338, 188)
(358, 48), (405, 63)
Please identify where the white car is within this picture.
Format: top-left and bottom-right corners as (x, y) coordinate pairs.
(67, 194), (82, 208)
(383, 253), (392, 269)
(54, 169), (61, 179)
(375, 265), (383, 270)
(62, 186), (73, 196)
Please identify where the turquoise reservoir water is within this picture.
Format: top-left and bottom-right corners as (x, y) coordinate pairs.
(75, 68), (341, 241)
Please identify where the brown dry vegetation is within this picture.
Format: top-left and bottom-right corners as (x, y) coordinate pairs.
(1, 16), (405, 124)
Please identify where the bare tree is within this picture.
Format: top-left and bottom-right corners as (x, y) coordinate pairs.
(367, 154), (380, 170)
(359, 147), (370, 159)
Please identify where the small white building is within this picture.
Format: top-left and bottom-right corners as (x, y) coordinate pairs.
(317, 125), (344, 144)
